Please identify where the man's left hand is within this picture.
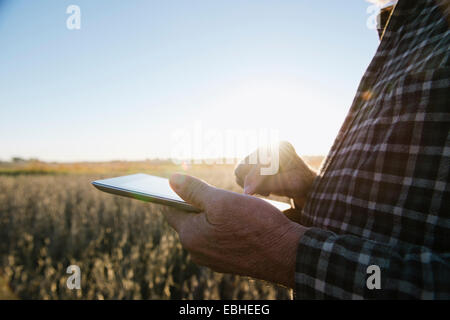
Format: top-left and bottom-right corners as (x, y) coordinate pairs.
(163, 173), (307, 288)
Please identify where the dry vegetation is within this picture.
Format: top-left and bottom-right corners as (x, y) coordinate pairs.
(0, 157), (323, 300)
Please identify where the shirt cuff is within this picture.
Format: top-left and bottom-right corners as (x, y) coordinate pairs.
(294, 227), (390, 299)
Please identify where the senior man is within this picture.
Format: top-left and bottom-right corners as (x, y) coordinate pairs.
(164, 0), (449, 299)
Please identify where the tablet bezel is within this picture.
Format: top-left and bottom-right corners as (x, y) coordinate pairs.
(92, 174), (200, 212)
(92, 173), (292, 213)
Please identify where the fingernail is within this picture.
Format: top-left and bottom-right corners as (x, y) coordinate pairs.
(244, 185), (253, 194)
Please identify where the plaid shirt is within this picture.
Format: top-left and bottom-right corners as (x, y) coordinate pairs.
(295, 0), (449, 299)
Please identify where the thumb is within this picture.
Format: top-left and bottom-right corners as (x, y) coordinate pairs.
(254, 171), (299, 196)
(245, 171), (308, 198)
(169, 173), (212, 211)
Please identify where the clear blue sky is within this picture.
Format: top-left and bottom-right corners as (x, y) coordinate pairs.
(0, 0), (380, 162)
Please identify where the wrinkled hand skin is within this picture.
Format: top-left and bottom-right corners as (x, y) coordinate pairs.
(234, 141), (317, 215)
(164, 174), (307, 288)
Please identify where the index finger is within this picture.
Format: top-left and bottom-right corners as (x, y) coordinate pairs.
(161, 206), (196, 233)
(234, 150), (260, 188)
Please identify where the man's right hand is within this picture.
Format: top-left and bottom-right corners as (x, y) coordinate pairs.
(234, 141), (317, 211)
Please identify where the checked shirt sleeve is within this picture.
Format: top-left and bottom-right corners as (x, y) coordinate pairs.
(295, 228), (450, 299)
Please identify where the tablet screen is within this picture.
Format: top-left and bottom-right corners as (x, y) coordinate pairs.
(96, 173), (184, 202)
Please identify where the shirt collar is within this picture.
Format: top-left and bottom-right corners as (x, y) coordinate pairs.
(377, 2), (398, 40)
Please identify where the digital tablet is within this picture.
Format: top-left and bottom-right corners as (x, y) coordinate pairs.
(92, 173), (292, 212)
